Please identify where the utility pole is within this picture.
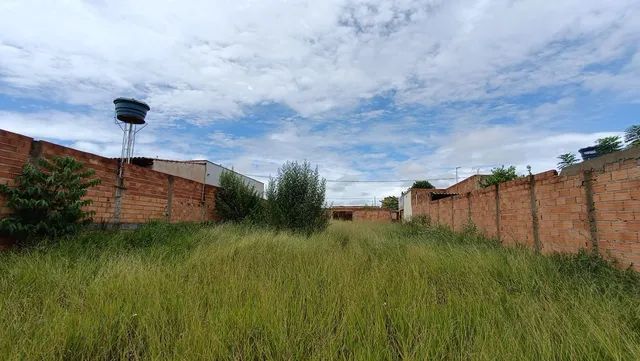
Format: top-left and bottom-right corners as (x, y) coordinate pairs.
(455, 166), (461, 183)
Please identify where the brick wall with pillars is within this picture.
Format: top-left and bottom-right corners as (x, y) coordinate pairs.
(409, 149), (640, 270)
(0, 129), (219, 229)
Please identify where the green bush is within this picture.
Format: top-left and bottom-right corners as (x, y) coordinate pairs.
(412, 180), (435, 189)
(215, 170), (263, 223)
(407, 214), (431, 227)
(480, 165), (520, 188)
(0, 156), (100, 241)
(265, 161), (328, 234)
(380, 195), (398, 210)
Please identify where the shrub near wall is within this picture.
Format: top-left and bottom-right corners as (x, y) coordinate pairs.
(266, 161), (328, 234)
(216, 170), (263, 223)
(0, 156), (100, 242)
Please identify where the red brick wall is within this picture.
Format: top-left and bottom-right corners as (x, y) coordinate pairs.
(411, 188), (441, 217)
(171, 176), (212, 223)
(0, 129), (218, 226)
(469, 187), (498, 239)
(439, 197), (453, 229)
(534, 171), (590, 254)
(593, 158), (640, 266)
(119, 163), (169, 224)
(330, 207), (396, 222)
(354, 208), (395, 222)
(498, 177), (535, 248)
(410, 153), (640, 270)
(39, 141), (119, 223)
(0, 130), (32, 217)
(446, 175), (487, 194)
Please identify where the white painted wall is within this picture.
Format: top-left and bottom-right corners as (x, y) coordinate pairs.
(205, 161), (264, 197)
(400, 189), (412, 220)
(151, 159), (264, 197)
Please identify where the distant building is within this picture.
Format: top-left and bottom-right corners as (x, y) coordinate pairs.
(399, 175), (488, 221)
(328, 206), (398, 222)
(130, 158), (264, 197)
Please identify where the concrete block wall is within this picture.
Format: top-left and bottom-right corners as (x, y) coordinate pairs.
(0, 129), (218, 227)
(409, 150), (640, 270)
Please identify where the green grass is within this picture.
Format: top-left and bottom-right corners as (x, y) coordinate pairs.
(1, 221), (640, 360)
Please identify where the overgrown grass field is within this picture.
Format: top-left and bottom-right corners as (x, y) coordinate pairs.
(1, 221), (639, 360)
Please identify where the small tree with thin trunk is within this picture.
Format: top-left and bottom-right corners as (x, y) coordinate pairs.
(557, 153), (579, 170)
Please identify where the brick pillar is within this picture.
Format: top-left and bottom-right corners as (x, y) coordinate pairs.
(466, 192), (472, 225)
(495, 184), (501, 242)
(28, 140), (43, 161)
(583, 170), (599, 252)
(451, 197), (454, 229)
(166, 175), (174, 222)
(112, 160), (125, 224)
(528, 175), (541, 252)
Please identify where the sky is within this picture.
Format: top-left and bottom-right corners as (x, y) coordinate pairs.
(1, 0), (639, 205)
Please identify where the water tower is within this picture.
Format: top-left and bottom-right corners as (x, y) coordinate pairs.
(113, 97), (150, 175)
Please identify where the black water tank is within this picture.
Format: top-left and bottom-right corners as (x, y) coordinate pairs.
(578, 146), (599, 161)
(113, 97), (150, 124)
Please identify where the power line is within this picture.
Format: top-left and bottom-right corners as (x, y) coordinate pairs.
(325, 178), (455, 183)
(326, 197), (381, 199)
(245, 175), (456, 183)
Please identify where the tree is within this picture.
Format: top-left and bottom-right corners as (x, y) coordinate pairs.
(595, 136), (622, 155)
(479, 165), (519, 188)
(0, 156), (100, 241)
(412, 180), (435, 189)
(557, 153), (579, 170)
(215, 170), (263, 223)
(625, 125), (640, 147)
(265, 161), (328, 234)
(380, 196), (398, 210)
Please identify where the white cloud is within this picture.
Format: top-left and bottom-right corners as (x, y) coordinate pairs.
(0, 0), (638, 119)
(1, 0), (639, 205)
(0, 110), (125, 143)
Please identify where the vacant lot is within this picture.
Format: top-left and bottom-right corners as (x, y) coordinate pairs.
(1, 221), (639, 360)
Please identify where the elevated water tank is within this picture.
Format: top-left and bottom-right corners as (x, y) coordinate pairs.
(113, 97), (150, 124)
(578, 146), (599, 161)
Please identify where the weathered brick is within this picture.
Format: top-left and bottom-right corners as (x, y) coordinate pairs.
(0, 129), (220, 225)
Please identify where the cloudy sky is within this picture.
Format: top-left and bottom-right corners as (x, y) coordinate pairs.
(1, 0), (639, 205)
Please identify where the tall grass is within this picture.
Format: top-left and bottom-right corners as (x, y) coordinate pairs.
(1, 221), (639, 360)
